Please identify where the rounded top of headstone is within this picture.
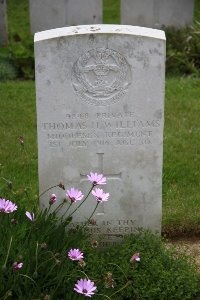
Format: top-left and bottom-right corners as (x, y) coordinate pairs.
(34, 24), (166, 43)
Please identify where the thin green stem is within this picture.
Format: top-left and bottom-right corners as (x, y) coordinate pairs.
(3, 236), (13, 268)
(19, 274), (38, 287)
(39, 185), (59, 198)
(108, 263), (128, 281)
(54, 202), (65, 214)
(46, 204), (51, 215)
(68, 185), (93, 218)
(77, 270), (89, 280)
(96, 294), (112, 300)
(0, 177), (11, 184)
(81, 202), (99, 229)
(34, 241), (39, 275)
(22, 146), (32, 192)
(109, 281), (131, 298)
(61, 202), (72, 219)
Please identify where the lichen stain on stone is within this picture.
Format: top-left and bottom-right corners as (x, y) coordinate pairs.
(46, 79), (51, 86)
(154, 109), (162, 119)
(37, 64), (46, 73)
(56, 37), (66, 50)
(89, 34), (95, 43)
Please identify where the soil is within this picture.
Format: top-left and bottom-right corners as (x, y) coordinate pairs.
(166, 238), (200, 272)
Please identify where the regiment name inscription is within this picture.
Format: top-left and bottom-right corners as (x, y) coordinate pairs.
(41, 110), (161, 149)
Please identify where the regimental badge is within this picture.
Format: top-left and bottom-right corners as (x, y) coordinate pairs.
(71, 48), (132, 106)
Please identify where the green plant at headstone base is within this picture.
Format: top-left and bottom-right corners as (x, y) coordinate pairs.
(8, 33), (35, 79)
(0, 27), (35, 80)
(0, 57), (18, 81)
(165, 21), (200, 75)
(0, 189), (199, 299)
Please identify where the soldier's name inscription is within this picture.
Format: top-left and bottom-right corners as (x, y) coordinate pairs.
(41, 110), (161, 149)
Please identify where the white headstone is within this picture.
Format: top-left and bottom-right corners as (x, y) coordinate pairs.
(121, 0), (194, 28)
(0, 0), (8, 46)
(30, 0), (102, 34)
(35, 25), (165, 246)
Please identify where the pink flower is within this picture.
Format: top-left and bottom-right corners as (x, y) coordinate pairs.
(87, 172), (106, 186)
(68, 248), (84, 261)
(49, 194), (57, 205)
(0, 198), (17, 213)
(92, 188), (109, 202)
(25, 211), (35, 222)
(12, 262), (23, 271)
(66, 188), (84, 203)
(74, 278), (97, 297)
(130, 252), (140, 262)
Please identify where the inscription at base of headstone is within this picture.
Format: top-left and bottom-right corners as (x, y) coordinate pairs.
(0, 0), (8, 46)
(29, 0), (102, 34)
(121, 0), (194, 28)
(35, 25), (166, 246)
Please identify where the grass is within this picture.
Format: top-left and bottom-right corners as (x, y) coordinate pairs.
(0, 77), (199, 236)
(163, 76), (200, 236)
(0, 81), (37, 208)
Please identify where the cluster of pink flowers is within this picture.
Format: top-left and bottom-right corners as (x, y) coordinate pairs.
(74, 278), (97, 297)
(1, 171), (111, 298)
(87, 172), (106, 186)
(130, 252), (141, 262)
(12, 262), (23, 271)
(0, 198), (17, 213)
(50, 172), (109, 206)
(68, 248), (97, 297)
(92, 188), (109, 203)
(66, 188), (84, 203)
(68, 248), (84, 261)
(25, 211), (35, 222)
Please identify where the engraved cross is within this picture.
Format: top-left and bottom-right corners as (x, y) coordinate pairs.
(80, 153), (122, 215)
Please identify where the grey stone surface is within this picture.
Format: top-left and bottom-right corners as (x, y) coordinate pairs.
(35, 25), (165, 246)
(30, 0), (102, 34)
(0, 0), (8, 46)
(121, 0), (194, 28)
(66, 0), (102, 26)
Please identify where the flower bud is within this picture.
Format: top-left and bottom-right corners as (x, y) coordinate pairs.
(40, 243), (48, 249)
(58, 182), (65, 190)
(91, 240), (98, 248)
(19, 136), (24, 146)
(78, 259), (86, 268)
(89, 219), (97, 226)
(11, 218), (18, 225)
(49, 194), (57, 205)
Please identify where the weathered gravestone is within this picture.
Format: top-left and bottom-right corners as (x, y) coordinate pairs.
(30, 0), (102, 34)
(121, 0), (194, 28)
(66, 0), (102, 26)
(30, 0), (68, 34)
(35, 25), (165, 246)
(0, 0), (8, 46)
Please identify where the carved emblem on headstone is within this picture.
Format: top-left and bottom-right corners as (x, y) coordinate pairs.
(71, 48), (131, 106)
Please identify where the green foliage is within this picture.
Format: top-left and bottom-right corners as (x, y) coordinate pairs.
(0, 205), (88, 299)
(0, 57), (18, 81)
(1, 0), (35, 79)
(101, 231), (200, 299)
(0, 206), (199, 300)
(166, 22), (200, 75)
(163, 77), (200, 236)
(8, 34), (34, 79)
